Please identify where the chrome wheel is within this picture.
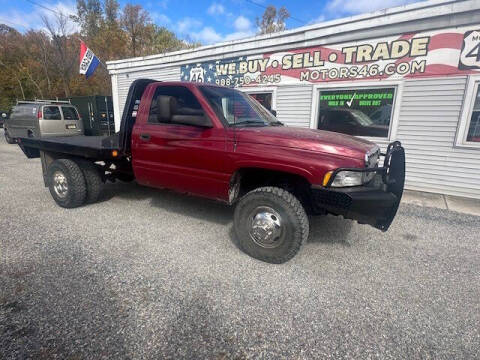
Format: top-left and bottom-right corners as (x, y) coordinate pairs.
(53, 171), (68, 198)
(249, 206), (284, 248)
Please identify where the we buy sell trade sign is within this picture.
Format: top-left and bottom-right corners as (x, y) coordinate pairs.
(181, 26), (480, 87)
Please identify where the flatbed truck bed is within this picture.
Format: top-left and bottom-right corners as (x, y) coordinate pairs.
(18, 135), (121, 160)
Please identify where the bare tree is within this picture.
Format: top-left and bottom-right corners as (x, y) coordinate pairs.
(42, 12), (77, 97)
(256, 5), (290, 35)
(37, 34), (53, 94)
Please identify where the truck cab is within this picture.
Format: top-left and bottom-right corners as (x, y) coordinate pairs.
(17, 80), (405, 264)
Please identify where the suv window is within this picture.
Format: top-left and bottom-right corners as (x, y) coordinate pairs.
(43, 106), (61, 120)
(148, 86), (205, 124)
(62, 106), (79, 120)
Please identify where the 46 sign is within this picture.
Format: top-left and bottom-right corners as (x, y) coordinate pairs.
(459, 30), (480, 69)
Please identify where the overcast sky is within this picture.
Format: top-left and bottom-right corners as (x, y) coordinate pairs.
(0, 0), (424, 44)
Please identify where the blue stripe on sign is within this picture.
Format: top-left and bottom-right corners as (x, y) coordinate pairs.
(85, 56), (100, 79)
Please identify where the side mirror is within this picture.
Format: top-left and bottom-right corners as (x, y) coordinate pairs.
(270, 109), (277, 117)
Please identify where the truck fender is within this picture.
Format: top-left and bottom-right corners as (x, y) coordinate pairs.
(228, 162), (314, 204)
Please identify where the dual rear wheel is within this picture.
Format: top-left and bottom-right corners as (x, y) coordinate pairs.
(47, 159), (103, 208)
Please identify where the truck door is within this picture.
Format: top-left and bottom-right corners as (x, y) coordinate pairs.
(131, 84), (230, 201)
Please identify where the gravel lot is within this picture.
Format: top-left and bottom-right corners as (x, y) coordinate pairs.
(1, 129), (479, 359)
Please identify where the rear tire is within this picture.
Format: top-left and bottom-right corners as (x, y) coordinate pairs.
(77, 160), (103, 204)
(4, 129), (15, 144)
(234, 186), (309, 264)
(47, 159), (87, 208)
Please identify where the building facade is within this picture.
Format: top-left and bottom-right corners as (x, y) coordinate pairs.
(107, 0), (480, 199)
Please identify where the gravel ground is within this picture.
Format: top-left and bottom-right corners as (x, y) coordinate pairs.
(1, 129), (479, 359)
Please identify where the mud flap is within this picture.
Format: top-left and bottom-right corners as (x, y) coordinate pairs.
(18, 142), (40, 159)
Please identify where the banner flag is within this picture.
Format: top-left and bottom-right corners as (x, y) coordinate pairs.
(79, 41), (100, 79)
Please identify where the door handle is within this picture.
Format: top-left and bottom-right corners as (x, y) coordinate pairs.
(140, 133), (151, 141)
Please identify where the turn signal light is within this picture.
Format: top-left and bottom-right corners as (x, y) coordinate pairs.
(322, 171), (333, 187)
(112, 150), (118, 157)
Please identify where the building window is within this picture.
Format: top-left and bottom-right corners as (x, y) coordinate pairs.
(248, 92), (273, 111)
(240, 88), (276, 113)
(457, 76), (480, 148)
(466, 83), (480, 143)
(317, 87), (396, 138)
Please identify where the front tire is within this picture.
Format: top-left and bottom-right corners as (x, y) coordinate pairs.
(234, 187), (309, 264)
(47, 159), (87, 208)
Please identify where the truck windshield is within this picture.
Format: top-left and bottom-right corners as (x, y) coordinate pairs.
(199, 86), (281, 127)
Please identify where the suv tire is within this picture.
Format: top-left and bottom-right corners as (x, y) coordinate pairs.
(4, 129), (15, 144)
(77, 160), (103, 204)
(47, 159), (87, 208)
(234, 186), (309, 264)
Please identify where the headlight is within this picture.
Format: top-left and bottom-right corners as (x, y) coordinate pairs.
(323, 170), (373, 187)
(330, 171), (365, 187)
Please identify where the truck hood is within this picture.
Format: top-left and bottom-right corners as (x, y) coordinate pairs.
(236, 126), (375, 159)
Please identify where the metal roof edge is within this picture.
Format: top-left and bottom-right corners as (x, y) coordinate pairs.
(106, 0), (473, 72)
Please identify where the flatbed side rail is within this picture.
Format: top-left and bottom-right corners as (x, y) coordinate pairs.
(17, 137), (120, 160)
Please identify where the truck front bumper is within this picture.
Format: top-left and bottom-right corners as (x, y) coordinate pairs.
(311, 141), (405, 231)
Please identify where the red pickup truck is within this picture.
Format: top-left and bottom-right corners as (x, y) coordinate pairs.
(18, 79), (405, 263)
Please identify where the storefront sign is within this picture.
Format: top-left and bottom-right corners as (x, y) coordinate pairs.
(180, 26), (480, 87)
(317, 88), (396, 138)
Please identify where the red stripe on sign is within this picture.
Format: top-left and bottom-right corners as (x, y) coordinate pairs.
(389, 33), (463, 69)
(398, 33), (417, 40)
(428, 33), (464, 51)
(79, 41), (88, 64)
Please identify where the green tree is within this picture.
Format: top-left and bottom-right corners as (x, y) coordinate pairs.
(120, 4), (150, 57)
(104, 0), (119, 25)
(74, 0), (103, 38)
(145, 25), (195, 54)
(0, 0), (200, 109)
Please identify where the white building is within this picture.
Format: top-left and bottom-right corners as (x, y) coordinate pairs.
(107, 0), (480, 199)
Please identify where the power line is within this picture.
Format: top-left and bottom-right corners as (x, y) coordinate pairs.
(0, 1), (65, 32)
(0, 17), (29, 30)
(24, 0), (60, 15)
(244, 0), (306, 25)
